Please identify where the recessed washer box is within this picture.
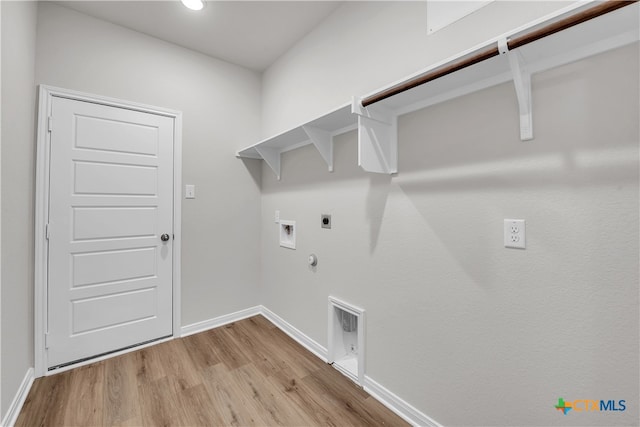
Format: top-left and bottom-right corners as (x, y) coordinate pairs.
(279, 220), (296, 249)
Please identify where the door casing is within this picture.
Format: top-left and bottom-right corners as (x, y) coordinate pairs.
(34, 85), (183, 377)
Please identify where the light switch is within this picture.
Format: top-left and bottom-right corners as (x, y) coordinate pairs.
(185, 184), (195, 199)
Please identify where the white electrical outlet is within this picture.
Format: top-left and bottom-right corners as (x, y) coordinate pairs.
(504, 219), (526, 249)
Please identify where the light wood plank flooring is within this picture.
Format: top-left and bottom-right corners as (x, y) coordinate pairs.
(17, 315), (409, 426)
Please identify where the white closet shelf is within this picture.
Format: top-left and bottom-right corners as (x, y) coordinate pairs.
(236, 103), (357, 180)
(239, 1), (639, 179)
(353, 1), (639, 174)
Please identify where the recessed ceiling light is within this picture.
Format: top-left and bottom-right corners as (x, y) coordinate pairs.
(181, 0), (204, 11)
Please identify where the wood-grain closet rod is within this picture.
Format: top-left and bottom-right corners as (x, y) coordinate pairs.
(361, 0), (637, 107)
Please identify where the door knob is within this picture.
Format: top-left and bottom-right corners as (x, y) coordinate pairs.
(161, 233), (170, 242)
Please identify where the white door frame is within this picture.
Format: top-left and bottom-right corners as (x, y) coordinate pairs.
(34, 85), (183, 377)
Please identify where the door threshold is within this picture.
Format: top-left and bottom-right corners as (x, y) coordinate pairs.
(47, 334), (172, 373)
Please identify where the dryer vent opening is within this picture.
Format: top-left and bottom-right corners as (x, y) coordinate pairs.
(328, 297), (364, 385)
(338, 309), (357, 333)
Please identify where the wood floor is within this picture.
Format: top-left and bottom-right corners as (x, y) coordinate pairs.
(17, 315), (409, 426)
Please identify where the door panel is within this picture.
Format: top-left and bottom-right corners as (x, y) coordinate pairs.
(47, 96), (174, 368)
(73, 162), (158, 195)
(72, 207), (157, 240)
(71, 247), (157, 287)
(74, 115), (159, 156)
(71, 287), (158, 334)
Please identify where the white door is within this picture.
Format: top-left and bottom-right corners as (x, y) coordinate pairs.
(47, 96), (174, 369)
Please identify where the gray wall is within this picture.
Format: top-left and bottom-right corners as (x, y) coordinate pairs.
(260, 6), (639, 426)
(35, 2), (263, 328)
(1, 0), (38, 417)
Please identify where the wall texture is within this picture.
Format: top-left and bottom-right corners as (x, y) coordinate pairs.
(260, 41), (639, 427)
(34, 3), (263, 327)
(1, 0), (38, 418)
(261, 0), (573, 137)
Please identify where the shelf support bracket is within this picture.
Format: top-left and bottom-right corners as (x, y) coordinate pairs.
(255, 146), (281, 180)
(352, 97), (398, 174)
(302, 125), (333, 172)
(499, 38), (533, 141)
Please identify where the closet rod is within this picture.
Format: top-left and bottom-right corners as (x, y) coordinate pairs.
(361, 0), (636, 108)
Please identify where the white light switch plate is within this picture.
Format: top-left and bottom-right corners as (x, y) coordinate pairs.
(185, 184), (195, 199)
(504, 219), (526, 249)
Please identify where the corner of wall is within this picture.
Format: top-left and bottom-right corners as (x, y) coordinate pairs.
(1, 0), (38, 419)
(0, 369), (34, 427)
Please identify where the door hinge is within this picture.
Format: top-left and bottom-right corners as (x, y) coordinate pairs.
(47, 116), (53, 133)
(45, 223), (50, 240)
(45, 332), (50, 349)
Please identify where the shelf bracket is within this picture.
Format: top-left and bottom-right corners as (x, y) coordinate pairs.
(499, 38), (533, 141)
(352, 97), (398, 174)
(302, 125), (333, 172)
(255, 146), (281, 180)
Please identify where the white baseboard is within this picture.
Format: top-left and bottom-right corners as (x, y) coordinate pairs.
(1, 368), (34, 427)
(258, 306), (441, 427)
(259, 306), (328, 362)
(364, 375), (442, 427)
(180, 305), (262, 337)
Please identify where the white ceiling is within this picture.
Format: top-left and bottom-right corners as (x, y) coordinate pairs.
(56, 1), (343, 71)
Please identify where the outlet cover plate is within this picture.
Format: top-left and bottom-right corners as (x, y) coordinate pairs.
(321, 214), (332, 229)
(504, 219), (526, 249)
